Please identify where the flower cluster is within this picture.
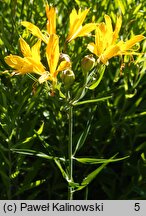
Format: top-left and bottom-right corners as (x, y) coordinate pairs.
(5, 4), (145, 92)
(87, 15), (144, 64)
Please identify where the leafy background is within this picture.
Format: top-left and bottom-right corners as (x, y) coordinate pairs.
(0, 0), (146, 199)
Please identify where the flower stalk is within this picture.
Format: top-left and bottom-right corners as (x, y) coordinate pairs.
(68, 103), (73, 200)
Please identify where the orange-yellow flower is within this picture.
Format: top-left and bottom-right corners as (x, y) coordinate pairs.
(39, 34), (71, 84)
(5, 38), (45, 75)
(87, 15), (145, 64)
(21, 4), (56, 43)
(21, 21), (49, 44)
(5, 36), (70, 86)
(46, 4), (56, 35)
(117, 35), (145, 55)
(4, 55), (33, 75)
(66, 8), (96, 42)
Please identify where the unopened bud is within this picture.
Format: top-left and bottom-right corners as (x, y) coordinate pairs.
(81, 55), (95, 75)
(61, 69), (75, 89)
(59, 53), (71, 63)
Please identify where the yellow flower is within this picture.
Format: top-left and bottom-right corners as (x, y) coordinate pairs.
(5, 36), (70, 86)
(66, 8), (96, 42)
(87, 15), (122, 64)
(87, 15), (145, 64)
(46, 4), (56, 34)
(117, 35), (145, 55)
(21, 4), (56, 43)
(5, 37), (45, 75)
(39, 34), (71, 84)
(21, 21), (49, 44)
(4, 55), (33, 75)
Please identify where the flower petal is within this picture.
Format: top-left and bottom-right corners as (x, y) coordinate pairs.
(19, 37), (31, 57)
(56, 61), (71, 73)
(121, 35), (145, 51)
(112, 15), (122, 44)
(31, 40), (41, 62)
(46, 4), (56, 34)
(104, 15), (113, 33)
(5, 55), (25, 69)
(95, 27), (105, 55)
(87, 14), (144, 64)
(26, 57), (45, 74)
(77, 23), (96, 37)
(99, 45), (120, 64)
(21, 21), (49, 43)
(4, 54), (33, 74)
(104, 15), (113, 46)
(66, 8), (90, 42)
(87, 42), (98, 56)
(38, 72), (51, 83)
(46, 34), (59, 76)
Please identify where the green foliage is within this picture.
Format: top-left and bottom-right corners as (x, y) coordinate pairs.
(0, 0), (146, 199)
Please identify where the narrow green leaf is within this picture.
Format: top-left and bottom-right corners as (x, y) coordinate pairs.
(73, 117), (92, 156)
(141, 153), (146, 162)
(125, 111), (146, 120)
(136, 142), (146, 152)
(88, 64), (105, 90)
(11, 148), (53, 160)
(22, 135), (36, 144)
(12, 134), (37, 148)
(54, 158), (69, 182)
(0, 104), (7, 113)
(72, 86), (87, 104)
(82, 164), (107, 184)
(36, 122), (44, 135)
(75, 154), (127, 191)
(116, 0), (126, 15)
(73, 96), (112, 106)
(56, 84), (66, 98)
(14, 179), (46, 196)
(69, 181), (80, 188)
(75, 163), (108, 191)
(74, 0), (80, 6)
(74, 155), (129, 164)
(125, 90), (137, 98)
(13, 122), (44, 146)
(133, 3), (142, 14)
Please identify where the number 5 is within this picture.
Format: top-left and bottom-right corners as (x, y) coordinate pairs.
(134, 203), (140, 211)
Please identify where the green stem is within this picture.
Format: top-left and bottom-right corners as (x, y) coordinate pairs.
(68, 104), (73, 200)
(8, 141), (12, 199)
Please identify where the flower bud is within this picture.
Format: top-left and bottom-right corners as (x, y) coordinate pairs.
(61, 69), (75, 89)
(81, 55), (95, 75)
(59, 53), (71, 63)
